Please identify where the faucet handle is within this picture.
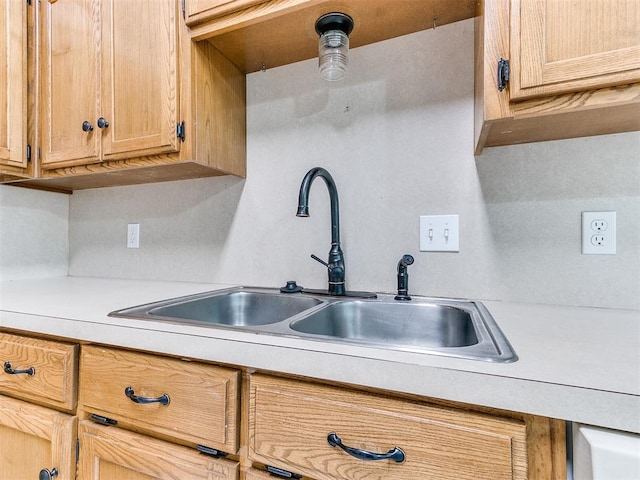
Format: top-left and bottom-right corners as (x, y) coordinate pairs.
(310, 254), (329, 267)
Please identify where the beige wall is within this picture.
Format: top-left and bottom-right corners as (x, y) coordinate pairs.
(67, 19), (640, 309)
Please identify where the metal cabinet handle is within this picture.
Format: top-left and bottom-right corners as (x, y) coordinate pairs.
(97, 117), (109, 129)
(82, 121), (93, 132)
(124, 386), (170, 406)
(39, 468), (58, 480)
(327, 432), (405, 463)
(3, 361), (35, 376)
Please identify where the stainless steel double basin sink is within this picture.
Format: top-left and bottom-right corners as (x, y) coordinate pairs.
(109, 287), (517, 362)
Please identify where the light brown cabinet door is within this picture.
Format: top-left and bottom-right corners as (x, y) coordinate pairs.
(40, 0), (179, 169)
(0, 0), (27, 168)
(100, 0), (180, 161)
(510, 0), (640, 100)
(77, 420), (239, 480)
(0, 395), (76, 480)
(40, 0), (101, 167)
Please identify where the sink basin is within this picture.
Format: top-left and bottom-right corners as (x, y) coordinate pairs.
(110, 288), (323, 327)
(289, 301), (479, 348)
(109, 287), (516, 363)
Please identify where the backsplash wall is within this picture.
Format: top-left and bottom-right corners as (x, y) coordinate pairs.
(0, 185), (69, 280)
(68, 19), (640, 309)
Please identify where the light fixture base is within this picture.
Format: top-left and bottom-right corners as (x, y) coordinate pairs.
(315, 12), (354, 36)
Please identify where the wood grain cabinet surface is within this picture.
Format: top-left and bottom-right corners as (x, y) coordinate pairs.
(22, 0), (246, 191)
(77, 420), (239, 480)
(475, 0), (640, 153)
(185, 0), (267, 27)
(79, 345), (241, 454)
(0, 332), (78, 411)
(40, 0), (180, 169)
(248, 374), (565, 480)
(510, 0), (640, 100)
(0, 394), (77, 480)
(0, 0), (29, 181)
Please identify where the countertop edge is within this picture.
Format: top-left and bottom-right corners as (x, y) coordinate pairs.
(1, 304), (638, 434)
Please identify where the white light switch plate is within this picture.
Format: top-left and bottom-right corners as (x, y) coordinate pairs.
(420, 215), (459, 252)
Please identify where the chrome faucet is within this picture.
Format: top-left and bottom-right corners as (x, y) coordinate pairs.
(296, 167), (346, 296)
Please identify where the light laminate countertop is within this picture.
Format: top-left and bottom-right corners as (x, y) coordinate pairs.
(1, 276), (638, 433)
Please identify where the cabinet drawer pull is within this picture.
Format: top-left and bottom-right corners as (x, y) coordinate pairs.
(39, 467), (58, 480)
(3, 361), (35, 376)
(82, 120), (94, 132)
(97, 117), (109, 129)
(327, 432), (405, 463)
(124, 386), (170, 406)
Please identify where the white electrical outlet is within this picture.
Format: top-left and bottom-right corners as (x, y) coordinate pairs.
(127, 223), (140, 249)
(582, 212), (616, 255)
(419, 215), (459, 252)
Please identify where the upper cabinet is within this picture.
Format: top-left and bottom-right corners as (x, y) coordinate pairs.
(0, 0), (29, 180)
(475, 0), (640, 153)
(3, 0), (638, 189)
(40, 0), (180, 169)
(18, 0), (246, 191)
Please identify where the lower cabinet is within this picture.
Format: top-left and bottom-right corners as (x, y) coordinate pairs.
(0, 332), (567, 480)
(247, 374), (565, 480)
(77, 420), (238, 480)
(0, 394), (77, 480)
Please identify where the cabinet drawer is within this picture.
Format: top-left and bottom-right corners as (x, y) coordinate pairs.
(248, 374), (528, 480)
(0, 332), (78, 411)
(79, 346), (240, 453)
(78, 420), (239, 480)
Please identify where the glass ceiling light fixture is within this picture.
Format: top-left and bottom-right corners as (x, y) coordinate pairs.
(315, 12), (354, 82)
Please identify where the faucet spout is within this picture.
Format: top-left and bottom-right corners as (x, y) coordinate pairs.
(297, 167), (345, 295)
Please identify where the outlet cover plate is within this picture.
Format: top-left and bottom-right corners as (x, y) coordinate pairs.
(420, 215), (459, 252)
(582, 211), (616, 255)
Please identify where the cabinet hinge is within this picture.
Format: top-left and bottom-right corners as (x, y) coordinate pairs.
(26, 144), (31, 163)
(265, 465), (302, 479)
(195, 444), (228, 458)
(26, 0), (31, 5)
(176, 121), (186, 142)
(89, 413), (118, 426)
(497, 57), (510, 91)
(181, 0), (186, 19)
(76, 439), (80, 463)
